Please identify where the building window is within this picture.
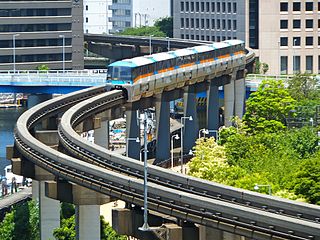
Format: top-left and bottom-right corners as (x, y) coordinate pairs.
(280, 20), (288, 29)
(86, 17), (88, 23)
(191, 19), (194, 28)
(249, 0), (259, 49)
(217, 36), (221, 42)
(180, 34), (184, 39)
(186, 2), (189, 11)
(201, 2), (205, 12)
(233, 20), (237, 30)
(211, 2), (215, 12)
(217, 2), (220, 12)
(201, 35), (205, 40)
(318, 56), (320, 73)
(280, 37), (288, 46)
(293, 37), (301, 46)
(212, 19), (215, 29)
(206, 19), (210, 29)
(280, 56), (288, 74)
(222, 2), (226, 12)
(201, 19), (205, 29)
(196, 19), (199, 28)
(280, 2), (288, 11)
(206, 2), (210, 12)
(318, 19), (320, 28)
(186, 18), (189, 28)
(305, 2), (313, 11)
(180, 2), (184, 11)
(222, 19), (226, 29)
(191, 2), (194, 12)
(217, 19), (221, 29)
(233, 3), (237, 13)
(196, 35), (199, 40)
(196, 2), (199, 12)
(293, 19), (301, 28)
(293, 55), (301, 73)
(228, 2), (231, 13)
(306, 19), (313, 28)
(85, 5), (88, 11)
(293, 2), (301, 11)
(181, 18), (184, 28)
(306, 36), (313, 46)
(318, 36), (320, 45)
(212, 36), (215, 41)
(306, 56), (313, 73)
(228, 20), (231, 30)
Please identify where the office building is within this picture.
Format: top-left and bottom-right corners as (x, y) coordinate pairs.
(174, 0), (320, 74)
(109, 0), (172, 34)
(0, 0), (84, 71)
(84, 0), (112, 34)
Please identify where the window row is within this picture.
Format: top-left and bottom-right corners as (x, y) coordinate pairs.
(0, 38), (72, 48)
(112, 21), (131, 28)
(0, 8), (71, 17)
(112, 9), (130, 16)
(280, 36), (320, 46)
(280, 2), (319, 12)
(280, 19), (320, 29)
(0, 53), (72, 64)
(112, 0), (130, 4)
(280, 55), (320, 74)
(180, 1), (236, 14)
(181, 18), (237, 31)
(180, 34), (236, 42)
(0, 23), (71, 32)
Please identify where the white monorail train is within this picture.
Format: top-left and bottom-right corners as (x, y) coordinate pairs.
(106, 40), (246, 102)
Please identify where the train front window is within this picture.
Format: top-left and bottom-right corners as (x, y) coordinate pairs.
(119, 67), (132, 80)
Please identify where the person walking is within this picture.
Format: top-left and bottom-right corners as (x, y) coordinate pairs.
(1, 177), (8, 196)
(11, 176), (17, 194)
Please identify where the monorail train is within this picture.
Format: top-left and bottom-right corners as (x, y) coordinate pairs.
(106, 40), (246, 102)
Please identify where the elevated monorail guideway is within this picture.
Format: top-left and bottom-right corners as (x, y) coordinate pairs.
(58, 87), (320, 225)
(14, 86), (320, 240)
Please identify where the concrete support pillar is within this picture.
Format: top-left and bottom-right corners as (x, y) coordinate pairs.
(76, 205), (100, 240)
(126, 104), (140, 160)
(154, 93), (170, 164)
(207, 80), (220, 132)
(182, 222), (199, 240)
(39, 181), (60, 240)
(183, 85), (199, 153)
(94, 120), (109, 149)
(224, 78), (235, 127)
(234, 78), (246, 119)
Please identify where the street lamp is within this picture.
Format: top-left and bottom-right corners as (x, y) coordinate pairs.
(59, 35), (65, 72)
(139, 111), (150, 231)
(180, 116), (193, 174)
(13, 34), (20, 73)
(198, 128), (219, 140)
(166, 36), (170, 51)
(126, 137), (140, 157)
(254, 184), (272, 195)
(149, 35), (154, 55)
(171, 134), (180, 169)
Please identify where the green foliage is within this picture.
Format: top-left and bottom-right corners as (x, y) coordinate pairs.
(254, 59), (261, 74)
(36, 64), (49, 71)
(261, 63), (269, 74)
(254, 60), (269, 74)
(154, 17), (173, 37)
(119, 26), (166, 37)
(243, 80), (295, 134)
(61, 202), (75, 220)
(0, 200), (39, 240)
(100, 216), (126, 240)
(0, 211), (15, 240)
(287, 73), (320, 101)
(54, 203), (126, 240)
(289, 153), (320, 204)
(53, 215), (76, 240)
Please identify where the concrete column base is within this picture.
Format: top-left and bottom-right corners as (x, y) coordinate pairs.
(94, 119), (110, 149)
(234, 78), (246, 119)
(224, 77), (235, 127)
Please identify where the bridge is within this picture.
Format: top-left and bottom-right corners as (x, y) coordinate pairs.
(6, 35), (320, 240)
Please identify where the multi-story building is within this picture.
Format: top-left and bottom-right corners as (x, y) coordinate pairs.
(0, 0), (84, 71)
(109, 0), (172, 34)
(174, 0), (320, 75)
(83, 0), (112, 34)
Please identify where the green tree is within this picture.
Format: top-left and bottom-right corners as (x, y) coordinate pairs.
(119, 26), (166, 37)
(154, 17), (173, 38)
(287, 73), (320, 101)
(243, 79), (296, 134)
(53, 215), (76, 240)
(289, 153), (320, 204)
(261, 63), (269, 74)
(0, 211), (15, 240)
(13, 202), (31, 240)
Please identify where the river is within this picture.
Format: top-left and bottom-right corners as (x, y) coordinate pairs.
(0, 107), (26, 176)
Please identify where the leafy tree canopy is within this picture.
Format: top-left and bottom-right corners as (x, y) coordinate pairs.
(154, 17), (173, 37)
(287, 73), (320, 101)
(119, 26), (166, 37)
(243, 79), (295, 134)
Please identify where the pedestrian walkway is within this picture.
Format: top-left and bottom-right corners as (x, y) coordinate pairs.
(0, 187), (32, 210)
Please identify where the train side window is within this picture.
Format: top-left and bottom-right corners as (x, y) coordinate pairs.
(113, 67), (119, 79)
(119, 67), (132, 80)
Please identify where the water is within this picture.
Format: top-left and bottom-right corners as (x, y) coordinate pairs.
(0, 107), (26, 176)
